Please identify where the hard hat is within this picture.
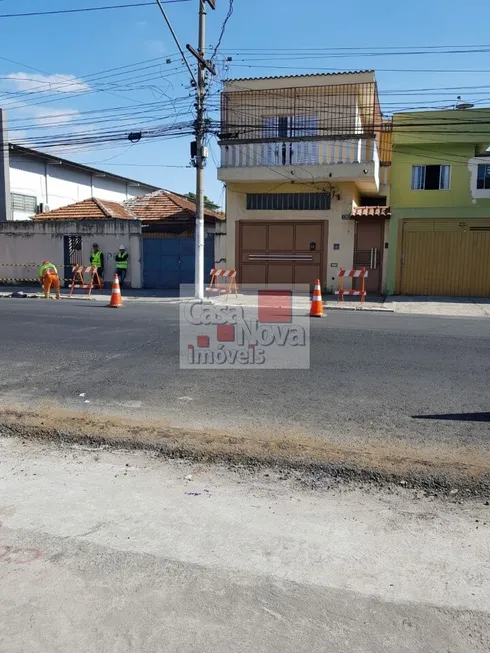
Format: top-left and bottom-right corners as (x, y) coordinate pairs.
(92, 242), (98, 247)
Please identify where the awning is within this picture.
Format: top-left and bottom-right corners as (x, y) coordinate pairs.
(352, 206), (391, 219)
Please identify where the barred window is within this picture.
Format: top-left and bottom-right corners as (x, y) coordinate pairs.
(246, 193), (330, 211)
(11, 193), (37, 214)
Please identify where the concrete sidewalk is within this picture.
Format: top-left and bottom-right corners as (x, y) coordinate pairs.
(1, 437), (490, 653)
(0, 286), (182, 303)
(324, 295), (490, 317)
(387, 295), (490, 317)
(1, 286), (489, 317)
(215, 292), (490, 318)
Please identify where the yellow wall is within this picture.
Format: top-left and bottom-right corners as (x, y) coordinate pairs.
(226, 181), (359, 292)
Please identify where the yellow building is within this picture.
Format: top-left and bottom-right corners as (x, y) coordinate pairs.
(217, 71), (392, 293)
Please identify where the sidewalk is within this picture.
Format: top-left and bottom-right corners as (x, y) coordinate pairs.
(213, 292), (490, 317)
(0, 286), (182, 303)
(324, 295), (490, 317)
(1, 285), (489, 317)
(386, 295), (490, 318)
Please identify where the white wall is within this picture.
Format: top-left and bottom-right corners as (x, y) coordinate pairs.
(8, 153), (157, 221)
(0, 220), (143, 288)
(468, 156), (490, 200)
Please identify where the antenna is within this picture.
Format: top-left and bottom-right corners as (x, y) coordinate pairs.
(455, 96), (475, 110)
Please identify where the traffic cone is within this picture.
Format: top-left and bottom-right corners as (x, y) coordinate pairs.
(310, 279), (324, 317)
(107, 273), (123, 308)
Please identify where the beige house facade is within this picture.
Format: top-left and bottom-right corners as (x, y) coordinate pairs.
(217, 71), (392, 293)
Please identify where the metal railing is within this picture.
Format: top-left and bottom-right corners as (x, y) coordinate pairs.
(220, 138), (379, 169)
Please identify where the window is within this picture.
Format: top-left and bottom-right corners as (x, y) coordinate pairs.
(11, 193), (37, 214)
(411, 165), (451, 190)
(262, 115), (318, 139)
(246, 193), (331, 211)
(477, 164), (490, 190)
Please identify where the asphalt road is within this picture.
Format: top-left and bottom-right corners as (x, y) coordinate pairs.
(1, 438), (489, 653)
(0, 297), (489, 452)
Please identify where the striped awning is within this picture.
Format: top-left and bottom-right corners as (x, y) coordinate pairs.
(352, 206), (391, 218)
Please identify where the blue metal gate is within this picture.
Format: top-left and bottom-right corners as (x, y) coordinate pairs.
(143, 234), (215, 289)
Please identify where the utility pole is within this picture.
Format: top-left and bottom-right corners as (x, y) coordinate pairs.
(187, 0), (216, 299)
(0, 109), (11, 222)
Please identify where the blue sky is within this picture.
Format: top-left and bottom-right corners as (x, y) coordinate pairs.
(1, 0), (490, 206)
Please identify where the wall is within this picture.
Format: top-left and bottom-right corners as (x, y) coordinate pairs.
(393, 108), (490, 146)
(214, 220), (227, 268)
(0, 220), (143, 288)
(386, 119), (490, 294)
(8, 153), (157, 221)
(226, 181), (359, 292)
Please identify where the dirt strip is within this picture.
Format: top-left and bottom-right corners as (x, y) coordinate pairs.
(1, 405), (489, 496)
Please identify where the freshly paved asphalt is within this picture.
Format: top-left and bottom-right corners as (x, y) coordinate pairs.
(0, 297), (489, 451)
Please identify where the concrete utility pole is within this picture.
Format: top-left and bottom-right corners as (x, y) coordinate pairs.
(187, 0), (216, 299)
(155, 0), (216, 299)
(0, 109), (11, 222)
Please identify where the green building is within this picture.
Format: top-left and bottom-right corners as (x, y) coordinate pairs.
(386, 108), (490, 296)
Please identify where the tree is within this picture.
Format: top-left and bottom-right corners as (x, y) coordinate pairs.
(184, 192), (220, 211)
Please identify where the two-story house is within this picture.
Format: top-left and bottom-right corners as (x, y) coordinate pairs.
(217, 71), (392, 293)
(387, 108), (490, 296)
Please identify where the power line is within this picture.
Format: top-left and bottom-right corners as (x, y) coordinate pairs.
(154, 0), (196, 85)
(210, 0), (234, 61)
(0, 53), (187, 109)
(227, 63), (490, 75)
(0, 1), (191, 19)
(215, 42), (490, 52)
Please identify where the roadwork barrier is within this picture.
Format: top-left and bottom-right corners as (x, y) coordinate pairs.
(336, 268), (368, 303)
(70, 265), (103, 297)
(207, 268), (238, 300)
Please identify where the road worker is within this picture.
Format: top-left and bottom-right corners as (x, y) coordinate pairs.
(90, 242), (104, 283)
(115, 245), (129, 287)
(38, 260), (60, 300)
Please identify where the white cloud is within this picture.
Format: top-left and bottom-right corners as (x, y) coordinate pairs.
(145, 40), (166, 55)
(7, 73), (90, 94)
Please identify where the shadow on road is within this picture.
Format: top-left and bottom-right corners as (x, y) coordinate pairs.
(413, 412), (490, 422)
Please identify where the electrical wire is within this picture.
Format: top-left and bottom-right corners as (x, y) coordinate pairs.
(210, 0), (234, 61)
(0, 1), (191, 19)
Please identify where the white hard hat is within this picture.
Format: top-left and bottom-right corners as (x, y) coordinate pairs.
(119, 245), (126, 249)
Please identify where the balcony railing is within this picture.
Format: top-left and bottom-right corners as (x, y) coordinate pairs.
(220, 138), (379, 169)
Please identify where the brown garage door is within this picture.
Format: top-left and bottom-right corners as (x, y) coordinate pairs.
(238, 221), (325, 286)
(400, 218), (490, 296)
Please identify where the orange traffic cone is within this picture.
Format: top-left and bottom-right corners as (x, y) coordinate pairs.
(107, 273), (123, 308)
(310, 279), (324, 317)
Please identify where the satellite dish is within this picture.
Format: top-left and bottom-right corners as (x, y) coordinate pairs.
(456, 102), (474, 110)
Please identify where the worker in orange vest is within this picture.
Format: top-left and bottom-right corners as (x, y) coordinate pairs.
(38, 261), (60, 300)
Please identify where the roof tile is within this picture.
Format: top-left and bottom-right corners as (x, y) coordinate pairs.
(124, 190), (225, 222)
(32, 198), (135, 221)
(226, 70), (374, 83)
(31, 191), (225, 223)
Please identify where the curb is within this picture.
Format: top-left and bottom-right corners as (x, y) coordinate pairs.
(324, 304), (394, 313)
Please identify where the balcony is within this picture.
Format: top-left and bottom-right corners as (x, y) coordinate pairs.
(218, 138), (380, 192)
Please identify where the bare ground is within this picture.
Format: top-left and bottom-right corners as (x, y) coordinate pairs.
(1, 403), (489, 496)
